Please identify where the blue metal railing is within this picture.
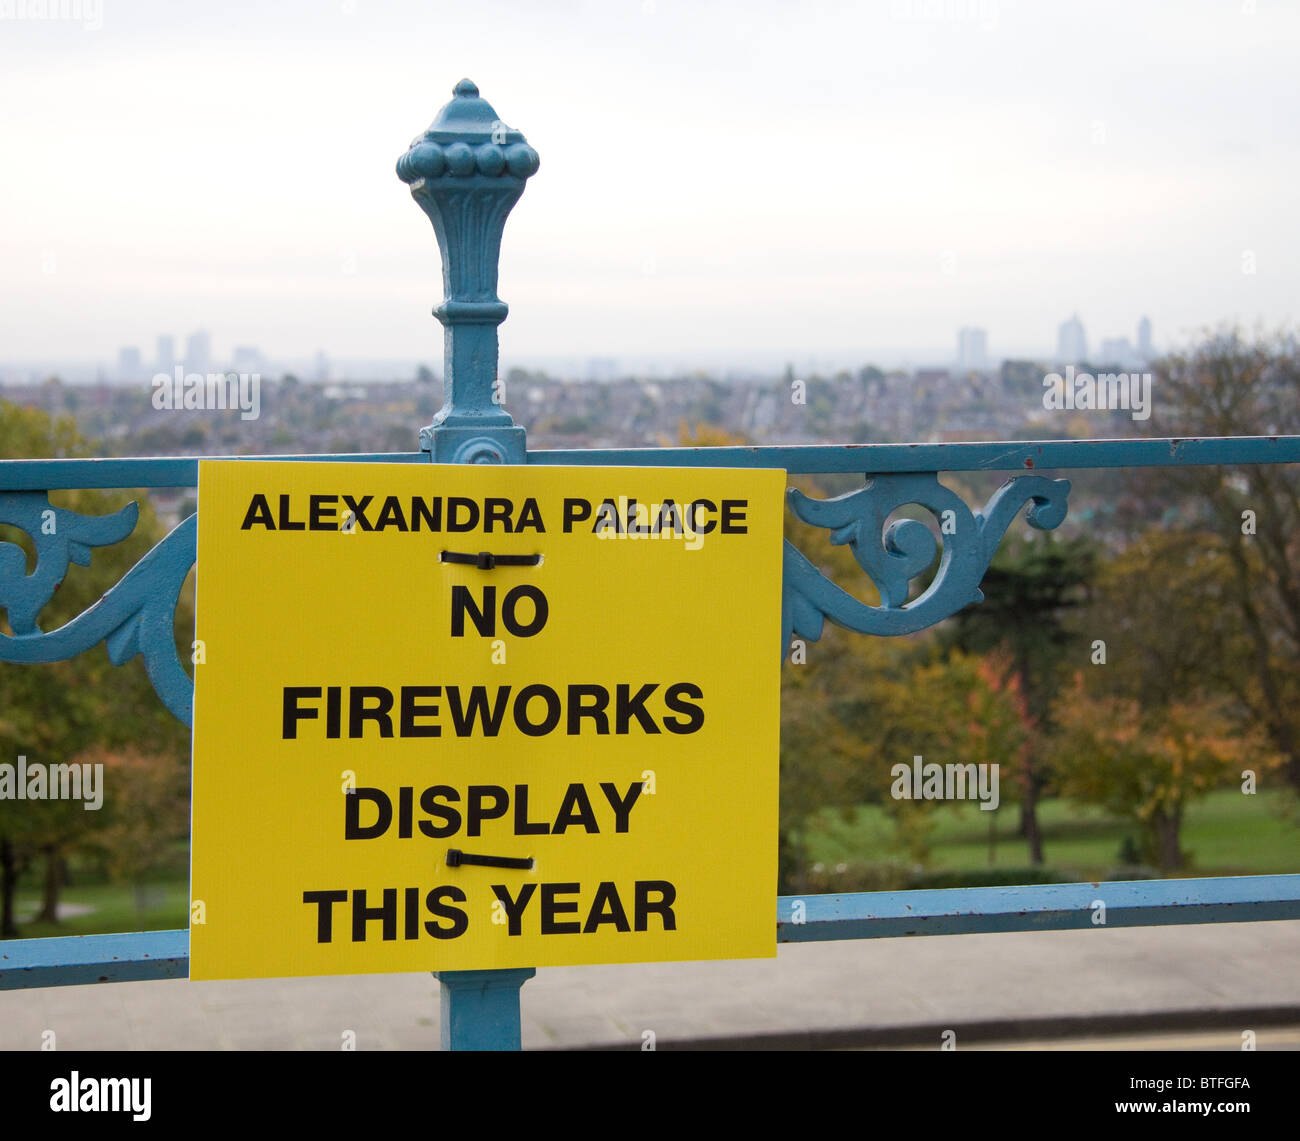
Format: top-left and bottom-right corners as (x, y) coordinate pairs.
(7, 875), (1300, 992)
(2, 434), (1298, 491)
(2, 78), (1299, 1049)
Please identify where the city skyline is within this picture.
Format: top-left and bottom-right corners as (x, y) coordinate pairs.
(91, 311), (1161, 386)
(2, 2), (1295, 371)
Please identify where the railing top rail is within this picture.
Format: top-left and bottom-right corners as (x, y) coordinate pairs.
(528, 435), (1300, 473)
(1, 435), (1298, 491)
(6, 875), (1299, 991)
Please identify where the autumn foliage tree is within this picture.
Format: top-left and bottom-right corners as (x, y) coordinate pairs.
(876, 648), (1031, 865)
(1054, 523), (1281, 871)
(1050, 677), (1271, 870)
(1132, 327), (1300, 790)
(86, 746), (190, 908)
(0, 401), (191, 934)
(945, 531), (1097, 864)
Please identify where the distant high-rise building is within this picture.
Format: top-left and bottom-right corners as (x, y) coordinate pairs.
(232, 345), (263, 374)
(116, 346), (144, 381)
(1100, 337), (1135, 365)
(585, 357), (617, 381)
(1136, 315), (1153, 361)
(1057, 314), (1088, 364)
(155, 334), (175, 377)
(314, 350), (330, 382)
(957, 327), (989, 371)
(185, 330), (211, 375)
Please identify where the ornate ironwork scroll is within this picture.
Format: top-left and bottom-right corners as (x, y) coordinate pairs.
(781, 473), (1071, 648)
(0, 493), (196, 725)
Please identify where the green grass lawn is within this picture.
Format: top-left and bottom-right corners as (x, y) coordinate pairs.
(8, 880), (189, 940)
(803, 788), (1300, 882)
(3, 790), (1296, 940)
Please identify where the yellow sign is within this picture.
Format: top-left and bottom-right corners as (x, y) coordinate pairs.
(189, 460), (784, 980)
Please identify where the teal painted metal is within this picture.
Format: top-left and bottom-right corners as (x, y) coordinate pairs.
(0, 511), (196, 723)
(0, 452), (427, 490)
(2, 79), (1300, 1052)
(0, 493), (138, 633)
(777, 876), (1300, 941)
(0, 930), (188, 988)
(397, 81), (541, 1047)
(397, 78), (538, 466)
(784, 473), (1069, 642)
(8, 875), (1298, 992)
(527, 435), (1300, 472)
(2, 435), (1299, 492)
(434, 969), (536, 1051)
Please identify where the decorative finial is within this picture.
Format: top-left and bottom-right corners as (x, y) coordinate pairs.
(396, 81), (540, 463)
(396, 80), (539, 184)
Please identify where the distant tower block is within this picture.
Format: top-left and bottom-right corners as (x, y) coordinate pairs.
(232, 346), (263, 375)
(1057, 314), (1087, 365)
(156, 334), (175, 377)
(1136, 316), (1153, 361)
(117, 346), (143, 382)
(185, 330), (212, 375)
(1100, 337), (1135, 366)
(957, 327), (988, 371)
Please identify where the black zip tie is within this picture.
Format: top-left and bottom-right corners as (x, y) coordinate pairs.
(439, 550), (542, 570)
(446, 849), (535, 871)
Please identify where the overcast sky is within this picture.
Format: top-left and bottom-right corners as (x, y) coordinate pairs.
(1, 0), (1296, 371)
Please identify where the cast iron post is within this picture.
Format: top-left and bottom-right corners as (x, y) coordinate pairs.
(398, 79), (540, 1048)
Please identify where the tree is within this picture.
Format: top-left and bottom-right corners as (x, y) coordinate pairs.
(780, 611), (913, 886)
(1132, 327), (1300, 790)
(1051, 677), (1267, 870)
(674, 424), (918, 888)
(86, 746), (189, 911)
(0, 401), (191, 934)
(945, 531), (1097, 862)
(1052, 525), (1280, 870)
(874, 648), (1031, 867)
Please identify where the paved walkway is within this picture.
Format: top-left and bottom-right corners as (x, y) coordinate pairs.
(2, 920), (1298, 1050)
